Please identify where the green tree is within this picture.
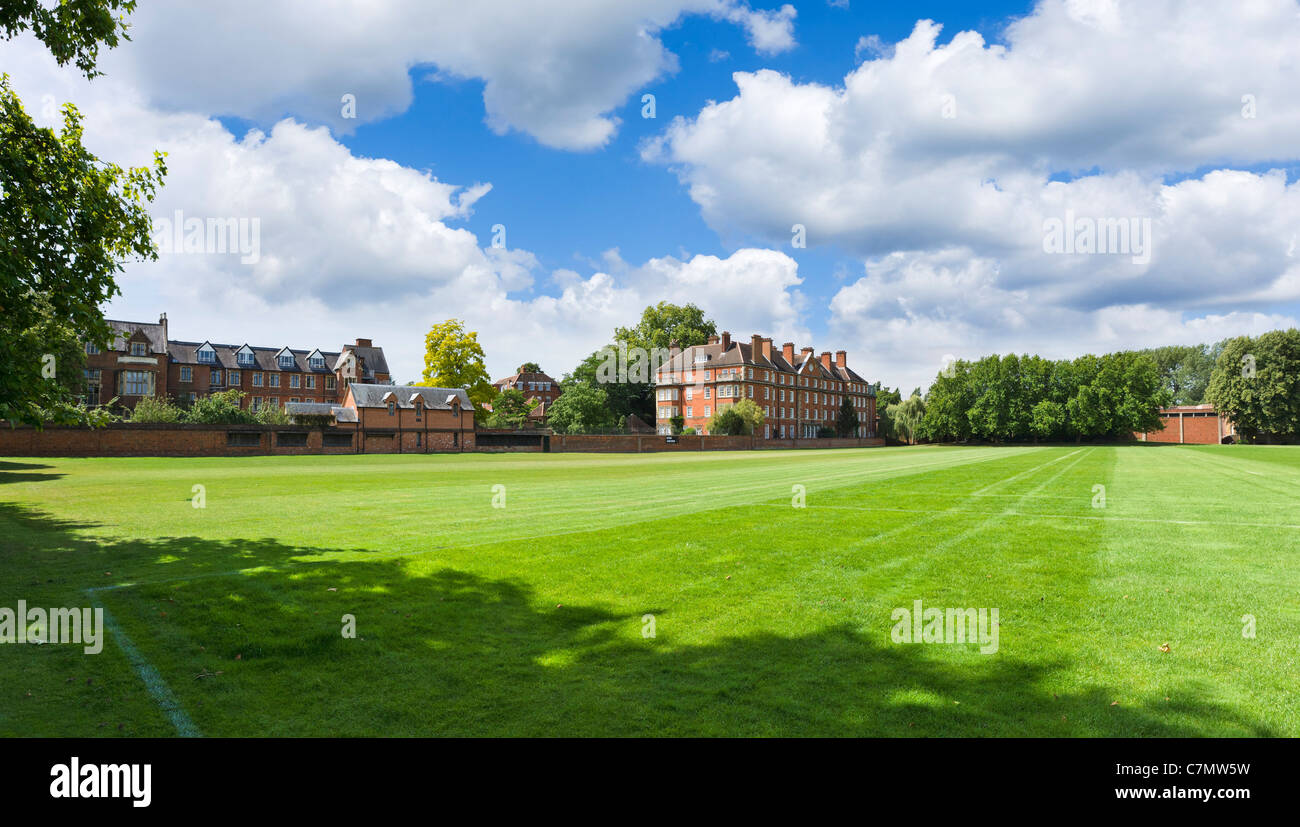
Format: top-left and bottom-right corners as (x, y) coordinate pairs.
(517, 361), (541, 374)
(545, 383), (618, 434)
(421, 319), (495, 411)
(706, 405), (748, 436)
(613, 301), (716, 354)
(731, 398), (765, 434)
(669, 414), (684, 435)
(918, 362), (973, 442)
(1206, 330), (1300, 442)
(894, 394), (926, 444)
(1028, 400), (1065, 443)
(835, 394), (859, 437)
(1, 1), (136, 79)
(1, 74), (166, 425)
(485, 388), (537, 429)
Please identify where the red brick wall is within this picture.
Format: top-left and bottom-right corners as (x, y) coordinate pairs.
(0, 424), (362, 457)
(1136, 409), (1231, 444)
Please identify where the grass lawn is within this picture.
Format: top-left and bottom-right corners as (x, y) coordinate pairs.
(0, 444), (1296, 737)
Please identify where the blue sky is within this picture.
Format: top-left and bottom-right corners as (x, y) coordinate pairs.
(10, 0), (1299, 391)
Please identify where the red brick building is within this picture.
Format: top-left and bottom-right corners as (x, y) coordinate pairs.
(1136, 404), (1236, 444)
(492, 366), (562, 407)
(654, 331), (877, 439)
(339, 383), (475, 452)
(82, 314), (390, 412)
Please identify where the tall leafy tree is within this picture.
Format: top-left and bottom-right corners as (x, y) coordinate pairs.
(613, 301), (716, 353)
(545, 383), (618, 434)
(1207, 330), (1300, 442)
(421, 319), (495, 410)
(1, 0), (166, 426)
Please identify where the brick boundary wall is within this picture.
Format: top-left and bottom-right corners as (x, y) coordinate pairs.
(0, 424), (879, 457)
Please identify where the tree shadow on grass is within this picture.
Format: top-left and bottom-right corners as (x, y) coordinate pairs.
(116, 555), (1280, 738)
(0, 502), (1280, 737)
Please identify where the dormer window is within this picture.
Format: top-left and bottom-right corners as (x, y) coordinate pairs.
(130, 342), (147, 357)
(694, 353), (710, 363)
(309, 355), (325, 370)
(84, 342), (100, 356)
(237, 349), (255, 367)
(197, 346), (216, 363)
(278, 354), (295, 369)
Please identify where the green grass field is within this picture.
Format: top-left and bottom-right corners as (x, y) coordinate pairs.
(1, 444), (1296, 737)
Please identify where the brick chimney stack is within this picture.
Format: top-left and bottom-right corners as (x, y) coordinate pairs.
(708, 334), (719, 345)
(762, 338), (773, 360)
(801, 346), (814, 363)
(720, 331), (731, 350)
(782, 342), (795, 363)
(820, 351), (833, 370)
(751, 334), (763, 358)
(835, 350), (847, 368)
(356, 338), (372, 347)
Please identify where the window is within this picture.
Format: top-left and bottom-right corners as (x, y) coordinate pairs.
(278, 354), (295, 369)
(180, 366), (192, 383)
(415, 402), (422, 421)
(694, 353), (709, 363)
(306, 376), (316, 389)
(309, 355), (325, 370)
(325, 376), (336, 390)
(238, 352), (254, 367)
(84, 342), (100, 356)
(387, 401), (396, 415)
(704, 406), (711, 417)
(290, 397), (299, 403)
(197, 347), (216, 363)
(704, 387), (711, 399)
(83, 369), (101, 405)
(210, 371), (223, 386)
(686, 407), (693, 417)
(747, 368), (753, 379)
(253, 373), (263, 387)
(228, 370), (240, 386)
(129, 342), (148, 357)
(122, 370), (152, 396)
(252, 397), (262, 411)
(290, 375), (301, 389)
(747, 386), (753, 398)
(270, 374), (281, 388)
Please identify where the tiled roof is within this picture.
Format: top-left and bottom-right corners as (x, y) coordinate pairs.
(106, 319), (167, 354)
(656, 338), (872, 391)
(168, 341), (339, 372)
(285, 402), (358, 423)
(349, 384), (471, 410)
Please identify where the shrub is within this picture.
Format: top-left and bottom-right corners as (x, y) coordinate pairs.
(129, 395), (186, 423)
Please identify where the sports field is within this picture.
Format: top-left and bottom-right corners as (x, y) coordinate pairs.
(1, 444), (1296, 737)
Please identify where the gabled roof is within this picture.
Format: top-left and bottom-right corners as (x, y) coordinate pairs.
(169, 341), (340, 371)
(105, 319), (167, 354)
(285, 402), (358, 423)
(349, 384), (471, 410)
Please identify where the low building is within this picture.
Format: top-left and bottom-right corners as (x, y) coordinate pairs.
(1136, 404), (1236, 444)
(339, 383), (475, 452)
(654, 331), (877, 438)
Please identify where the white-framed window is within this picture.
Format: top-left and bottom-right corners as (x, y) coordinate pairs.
(290, 374), (301, 389)
(197, 347), (216, 363)
(704, 406), (711, 416)
(704, 387), (711, 399)
(84, 342), (100, 356)
(747, 386), (753, 398)
(252, 373), (263, 387)
(180, 366), (192, 383)
(686, 407), (693, 417)
(278, 354), (295, 369)
(238, 351), (255, 367)
(306, 376), (316, 389)
(309, 355), (325, 370)
(270, 374), (281, 388)
(129, 342), (147, 357)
